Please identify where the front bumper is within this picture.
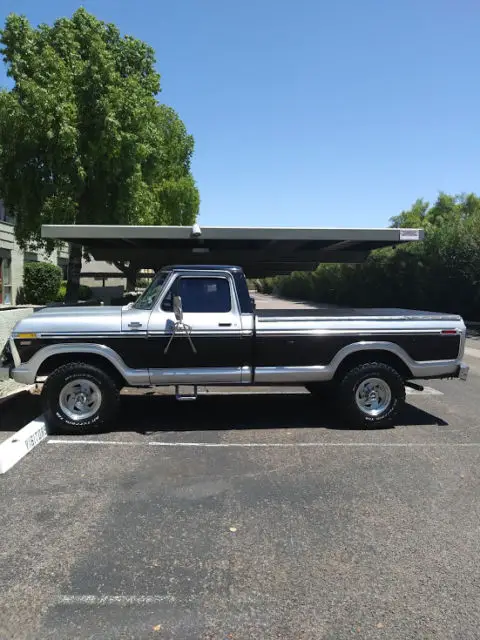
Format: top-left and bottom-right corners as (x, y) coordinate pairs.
(0, 365), (11, 381)
(0, 337), (20, 382)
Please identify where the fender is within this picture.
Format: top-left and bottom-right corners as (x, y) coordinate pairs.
(254, 340), (462, 383)
(11, 342), (150, 386)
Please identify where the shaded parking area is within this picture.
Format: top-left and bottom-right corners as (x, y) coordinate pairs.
(1, 347), (480, 639)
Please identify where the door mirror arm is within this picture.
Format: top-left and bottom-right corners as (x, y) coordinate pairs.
(173, 295), (183, 322)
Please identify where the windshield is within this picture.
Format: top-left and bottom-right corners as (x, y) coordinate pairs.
(134, 271), (170, 310)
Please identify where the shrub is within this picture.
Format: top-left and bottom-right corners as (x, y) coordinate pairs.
(55, 281), (67, 302)
(111, 293), (138, 306)
(55, 281), (93, 302)
(257, 219), (480, 320)
(23, 262), (62, 305)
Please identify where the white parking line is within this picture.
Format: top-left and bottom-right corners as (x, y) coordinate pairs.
(57, 594), (174, 606)
(47, 440), (480, 448)
(0, 384), (444, 473)
(0, 417), (47, 474)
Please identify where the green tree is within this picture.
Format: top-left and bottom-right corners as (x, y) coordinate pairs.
(391, 192), (480, 231)
(389, 198), (429, 229)
(266, 192), (480, 320)
(0, 9), (199, 300)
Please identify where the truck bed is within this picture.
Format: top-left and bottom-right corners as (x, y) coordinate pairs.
(256, 307), (462, 321)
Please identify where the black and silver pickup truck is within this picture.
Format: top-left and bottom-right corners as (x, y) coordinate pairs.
(0, 265), (469, 433)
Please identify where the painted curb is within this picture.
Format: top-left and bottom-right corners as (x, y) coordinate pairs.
(0, 416), (47, 474)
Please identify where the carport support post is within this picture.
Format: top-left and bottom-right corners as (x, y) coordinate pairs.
(65, 243), (82, 303)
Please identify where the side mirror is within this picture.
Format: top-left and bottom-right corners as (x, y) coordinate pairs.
(173, 295), (183, 322)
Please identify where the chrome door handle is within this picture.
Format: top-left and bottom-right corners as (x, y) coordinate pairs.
(128, 322), (142, 328)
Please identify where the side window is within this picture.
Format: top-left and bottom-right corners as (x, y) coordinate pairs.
(162, 277), (232, 313)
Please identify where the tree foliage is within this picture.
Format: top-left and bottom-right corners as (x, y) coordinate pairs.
(0, 9), (199, 299)
(258, 193), (480, 320)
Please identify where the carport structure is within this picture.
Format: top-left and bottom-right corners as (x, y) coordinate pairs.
(42, 224), (423, 277)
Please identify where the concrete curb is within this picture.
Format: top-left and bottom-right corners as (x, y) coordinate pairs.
(0, 416), (47, 474)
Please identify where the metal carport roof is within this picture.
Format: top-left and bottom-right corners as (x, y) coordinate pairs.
(41, 224), (423, 277)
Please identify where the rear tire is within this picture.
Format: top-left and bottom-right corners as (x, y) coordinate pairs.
(42, 362), (120, 435)
(337, 361), (405, 428)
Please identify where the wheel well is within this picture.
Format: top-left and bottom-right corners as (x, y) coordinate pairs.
(37, 353), (127, 388)
(333, 350), (412, 381)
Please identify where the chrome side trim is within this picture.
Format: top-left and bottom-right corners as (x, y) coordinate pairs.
(241, 366), (253, 383)
(11, 343), (150, 386)
(35, 333), (148, 339)
(147, 330), (245, 337)
(255, 366), (330, 383)
(149, 367), (244, 385)
(256, 314), (463, 323)
(254, 341), (462, 383)
(256, 329), (449, 337)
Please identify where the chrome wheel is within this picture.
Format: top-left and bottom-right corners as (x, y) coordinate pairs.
(59, 379), (102, 422)
(355, 377), (392, 417)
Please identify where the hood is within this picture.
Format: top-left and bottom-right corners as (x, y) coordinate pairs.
(13, 305), (123, 336)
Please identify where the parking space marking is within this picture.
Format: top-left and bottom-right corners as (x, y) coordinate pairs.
(57, 595), (175, 606)
(0, 416), (47, 474)
(48, 439), (480, 448)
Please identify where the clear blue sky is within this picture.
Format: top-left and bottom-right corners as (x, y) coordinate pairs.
(1, 0), (479, 228)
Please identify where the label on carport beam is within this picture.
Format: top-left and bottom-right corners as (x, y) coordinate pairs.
(399, 229), (421, 241)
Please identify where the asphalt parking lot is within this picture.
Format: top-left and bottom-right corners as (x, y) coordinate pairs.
(1, 342), (480, 639)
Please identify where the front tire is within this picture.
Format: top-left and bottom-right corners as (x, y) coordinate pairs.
(42, 362), (120, 435)
(337, 361), (405, 428)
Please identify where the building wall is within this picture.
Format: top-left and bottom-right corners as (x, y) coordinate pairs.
(0, 306), (35, 396)
(0, 306), (35, 349)
(0, 202), (127, 305)
(0, 220), (23, 305)
(0, 218), (69, 306)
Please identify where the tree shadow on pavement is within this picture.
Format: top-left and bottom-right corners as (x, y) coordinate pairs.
(0, 391), (41, 435)
(113, 393), (448, 435)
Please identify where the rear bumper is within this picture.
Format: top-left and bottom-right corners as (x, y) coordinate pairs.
(457, 363), (469, 381)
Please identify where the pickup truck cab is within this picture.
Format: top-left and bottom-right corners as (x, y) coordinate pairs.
(1, 265), (469, 433)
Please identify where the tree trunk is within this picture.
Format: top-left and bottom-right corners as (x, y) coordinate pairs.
(113, 260), (138, 292)
(65, 243), (82, 303)
(126, 267), (138, 292)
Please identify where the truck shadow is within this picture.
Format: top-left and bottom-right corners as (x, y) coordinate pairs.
(0, 391), (41, 434)
(0, 390), (448, 437)
(115, 393), (448, 434)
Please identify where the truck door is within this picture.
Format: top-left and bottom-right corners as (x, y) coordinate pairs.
(147, 273), (248, 384)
